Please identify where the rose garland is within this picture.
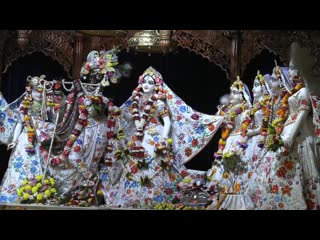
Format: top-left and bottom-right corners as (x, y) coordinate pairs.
(128, 84), (166, 158)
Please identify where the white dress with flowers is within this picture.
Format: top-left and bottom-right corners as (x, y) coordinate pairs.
(110, 100), (181, 208)
(108, 83), (223, 208)
(0, 110), (43, 203)
(254, 88), (320, 209)
(206, 109), (249, 194)
(50, 117), (108, 200)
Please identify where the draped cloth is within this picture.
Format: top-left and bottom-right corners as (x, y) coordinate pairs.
(0, 93), (26, 145)
(120, 83), (223, 168)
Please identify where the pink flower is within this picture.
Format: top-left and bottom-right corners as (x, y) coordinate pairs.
(191, 113), (200, 120)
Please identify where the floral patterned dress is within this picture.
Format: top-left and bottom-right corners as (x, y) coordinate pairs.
(254, 88), (320, 209)
(110, 99), (180, 208)
(0, 106), (43, 203)
(50, 117), (108, 199)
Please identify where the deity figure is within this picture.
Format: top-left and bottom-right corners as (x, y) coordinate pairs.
(254, 61), (320, 209)
(206, 77), (253, 209)
(0, 76), (47, 203)
(105, 66), (223, 208)
(48, 89), (110, 206)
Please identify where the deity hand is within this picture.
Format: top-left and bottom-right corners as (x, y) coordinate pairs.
(134, 120), (144, 130)
(283, 135), (294, 149)
(7, 142), (16, 150)
(246, 129), (256, 137)
(216, 105), (224, 116)
(83, 169), (93, 179)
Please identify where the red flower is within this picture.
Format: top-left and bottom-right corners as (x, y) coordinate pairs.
(281, 185), (291, 196)
(74, 145), (81, 153)
(271, 184), (279, 194)
(209, 124), (215, 131)
(192, 139), (199, 147)
(107, 132), (114, 139)
(284, 160), (293, 170)
(177, 115), (182, 121)
(131, 165), (138, 174)
(107, 120), (116, 128)
(307, 199), (316, 209)
(276, 167), (287, 178)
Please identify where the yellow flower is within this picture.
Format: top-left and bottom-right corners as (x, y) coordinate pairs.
(44, 180), (50, 185)
(22, 180), (28, 186)
(97, 190), (103, 196)
(37, 194), (43, 201)
(17, 189), (23, 196)
(35, 175), (43, 181)
(234, 182), (241, 193)
(23, 193), (30, 200)
(182, 177), (192, 183)
(44, 190), (51, 197)
(222, 172), (229, 179)
(167, 138), (173, 145)
(32, 187), (38, 194)
(50, 188), (57, 194)
(36, 183), (42, 188)
(25, 185), (32, 191)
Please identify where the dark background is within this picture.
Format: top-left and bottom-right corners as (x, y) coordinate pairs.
(0, 47), (282, 182)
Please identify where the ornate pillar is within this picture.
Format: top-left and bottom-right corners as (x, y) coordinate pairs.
(228, 30), (241, 82)
(72, 32), (84, 80)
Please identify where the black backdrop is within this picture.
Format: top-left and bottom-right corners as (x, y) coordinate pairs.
(0, 48), (283, 182)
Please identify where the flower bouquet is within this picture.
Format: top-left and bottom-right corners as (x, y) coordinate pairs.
(17, 175), (59, 205)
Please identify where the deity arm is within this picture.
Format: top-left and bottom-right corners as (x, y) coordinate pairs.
(7, 122), (23, 149)
(122, 111), (132, 122)
(284, 108), (309, 149)
(284, 88), (310, 148)
(157, 100), (171, 139)
(162, 115), (171, 139)
(246, 127), (261, 137)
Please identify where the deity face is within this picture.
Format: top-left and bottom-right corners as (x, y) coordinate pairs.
(142, 75), (156, 94)
(252, 78), (263, 99)
(288, 61), (299, 82)
(230, 86), (243, 105)
(219, 94), (230, 107)
(270, 74), (281, 92)
(87, 51), (100, 69)
(31, 87), (43, 102)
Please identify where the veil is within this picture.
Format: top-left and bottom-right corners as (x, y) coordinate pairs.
(0, 92), (26, 145)
(120, 82), (224, 167)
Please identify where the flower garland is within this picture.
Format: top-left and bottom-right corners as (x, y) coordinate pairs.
(214, 101), (247, 159)
(128, 84), (166, 158)
(239, 74), (272, 148)
(20, 82), (44, 154)
(266, 82), (305, 151)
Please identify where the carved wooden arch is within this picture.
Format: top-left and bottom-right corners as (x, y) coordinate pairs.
(240, 30), (293, 75)
(172, 30), (231, 79)
(2, 30), (74, 78)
